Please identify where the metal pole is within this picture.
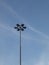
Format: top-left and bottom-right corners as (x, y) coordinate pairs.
(20, 30), (21, 65)
(14, 24), (26, 65)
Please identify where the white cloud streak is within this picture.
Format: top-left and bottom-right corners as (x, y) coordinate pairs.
(0, 2), (49, 47)
(27, 24), (49, 40)
(0, 2), (20, 19)
(1, 2), (49, 41)
(0, 23), (17, 34)
(0, 23), (35, 41)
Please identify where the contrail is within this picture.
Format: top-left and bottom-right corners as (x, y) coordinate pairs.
(0, 2), (20, 20)
(1, 2), (49, 40)
(0, 23), (48, 44)
(0, 23), (35, 41)
(27, 24), (49, 40)
(22, 21), (49, 40)
(0, 23), (17, 34)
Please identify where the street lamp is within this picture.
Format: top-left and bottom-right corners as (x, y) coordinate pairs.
(14, 24), (26, 65)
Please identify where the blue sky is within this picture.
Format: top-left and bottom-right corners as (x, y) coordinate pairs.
(0, 0), (49, 65)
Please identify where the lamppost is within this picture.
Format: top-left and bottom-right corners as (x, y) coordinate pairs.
(14, 24), (26, 65)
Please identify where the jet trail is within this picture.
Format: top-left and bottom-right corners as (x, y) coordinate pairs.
(27, 24), (49, 40)
(1, 2), (49, 40)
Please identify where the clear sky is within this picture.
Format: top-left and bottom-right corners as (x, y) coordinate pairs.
(0, 0), (49, 65)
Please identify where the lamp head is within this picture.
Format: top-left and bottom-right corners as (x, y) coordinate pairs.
(14, 24), (26, 31)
